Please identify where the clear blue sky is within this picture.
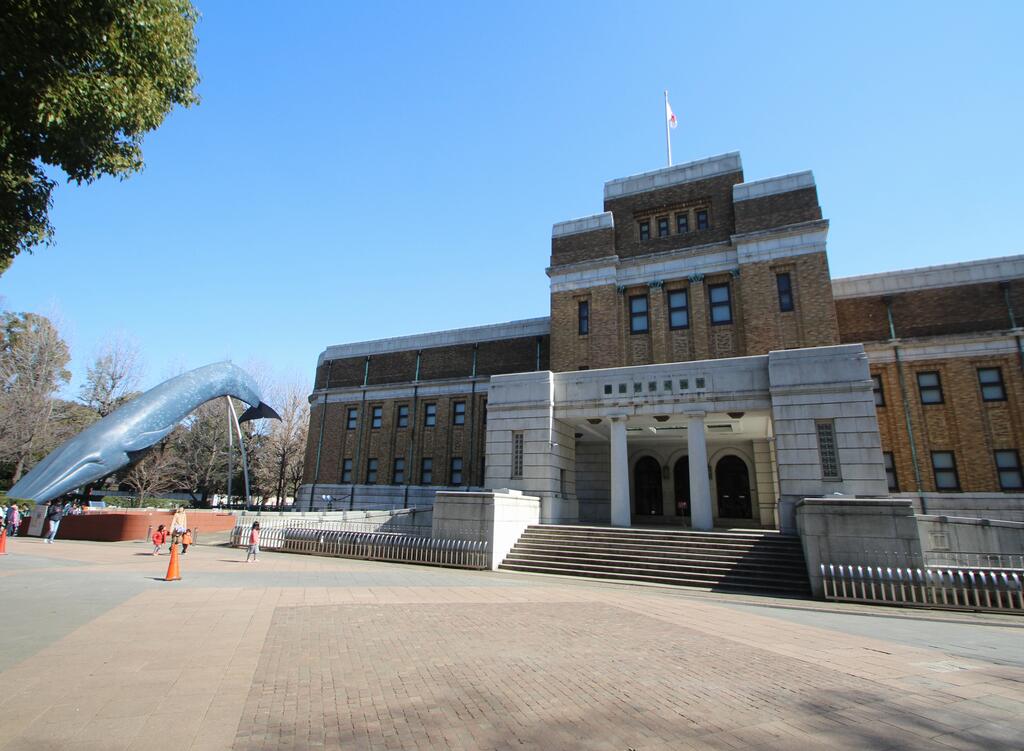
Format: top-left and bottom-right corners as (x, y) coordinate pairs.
(2, 1), (1022, 395)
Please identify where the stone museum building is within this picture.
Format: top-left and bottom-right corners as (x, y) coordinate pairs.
(299, 151), (1024, 531)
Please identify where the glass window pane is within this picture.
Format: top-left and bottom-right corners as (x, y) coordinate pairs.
(710, 285), (729, 303)
(999, 470), (1023, 489)
(711, 305), (731, 323)
(630, 296), (648, 313)
(932, 452), (954, 469)
(978, 368), (999, 384)
(668, 291), (686, 308)
(670, 310), (688, 328)
(917, 372), (938, 387)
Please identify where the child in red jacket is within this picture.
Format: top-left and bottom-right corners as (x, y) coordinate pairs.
(152, 524), (167, 555)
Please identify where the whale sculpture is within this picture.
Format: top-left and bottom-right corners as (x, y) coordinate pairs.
(8, 361), (280, 503)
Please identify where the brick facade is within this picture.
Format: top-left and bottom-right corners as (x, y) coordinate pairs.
(302, 150), (1024, 505)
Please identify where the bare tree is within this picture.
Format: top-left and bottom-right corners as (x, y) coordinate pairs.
(254, 381), (309, 507)
(171, 399), (230, 506)
(122, 441), (181, 506)
(79, 336), (143, 418)
(0, 312), (71, 485)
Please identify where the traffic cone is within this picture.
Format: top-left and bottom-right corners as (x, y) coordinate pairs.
(164, 543), (181, 581)
(0, 527), (7, 555)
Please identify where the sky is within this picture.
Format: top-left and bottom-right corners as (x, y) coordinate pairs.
(2, 1), (1022, 396)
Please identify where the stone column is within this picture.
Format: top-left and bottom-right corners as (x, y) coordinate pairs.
(687, 412), (713, 531)
(609, 415), (631, 527)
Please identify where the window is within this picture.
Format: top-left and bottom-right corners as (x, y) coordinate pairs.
(931, 452), (960, 490)
(450, 457), (464, 485)
(578, 300), (589, 336)
(883, 452), (898, 492)
(995, 450), (1023, 490)
(676, 213), (689, 234)
(511, 431), (524, 479)
(393, 457), (405, 484)
(371, 406), (382, 429)
(978, 367), (1006, 402)
(341, 458), (352, 483)
(638, 221), (650, 241)
(421, 458), (433, 484)
(816, 420), (841, 480)
(397, 405), (409, 428)
(668, 290), (689, 329)
(696, 209), (709, 230)
(453, 401), (466, 425)
(709, 283), (732, 325)
(603, 384), (612, 395)
(657, 216), (670, 237)
(346, 407), (358, 430)
(629, 295), (649, 333)
(917, 372), (943, 404)
(424, 403), (436, 427)
(366, 458), (378, 484)
(872, 375), (885, 407)
(559, 468), (566, 497)
(695, 377), (705, 389)
(776, 272), (794, 312)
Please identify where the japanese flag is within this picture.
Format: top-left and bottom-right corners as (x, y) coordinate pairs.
(666, 97), (678, 129)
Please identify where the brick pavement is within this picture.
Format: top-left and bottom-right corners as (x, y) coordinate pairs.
(0, 538), (1021, 750)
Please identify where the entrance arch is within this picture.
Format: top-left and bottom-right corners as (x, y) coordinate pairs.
(673, 456), (690, 517)
(715, 455), (751, 519)
(634, 456), (663, 516)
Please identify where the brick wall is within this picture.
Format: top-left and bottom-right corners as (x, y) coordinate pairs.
(604, 172), (743, 261)
(550, 227), (615, 267)
(871, 353), (1024, 493)
(738, 252), (839, 355)
(734, 187), (822, 234)
(837, 280), (1022, 343)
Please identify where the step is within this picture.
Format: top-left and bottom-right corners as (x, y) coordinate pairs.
(503, 553), (810, 582)
(498, 562), (811, 596)
(512, 538), (806, 558)
(519, 529), (803, 548)
(506, 547), (808, 573)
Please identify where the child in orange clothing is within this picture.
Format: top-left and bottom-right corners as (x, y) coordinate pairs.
(151, 524), (167, 555)
(180, 529), (193, 555)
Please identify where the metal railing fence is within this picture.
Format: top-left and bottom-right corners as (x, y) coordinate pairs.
(821, 563), (1023, 613)
(924, 551), (1024, 570)
(280, 528), (490, 570)
(230, 517), (430, 550)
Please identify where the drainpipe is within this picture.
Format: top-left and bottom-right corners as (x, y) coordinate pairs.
(404, 351), (422, 509)
(535, 336), (543, 371)
(885, 297), (925, 513)
(467, 344), (478, 488)
(351, 356), (370, 510)
(309, 359), (333, 511)
(1001, 281), (1023, 373)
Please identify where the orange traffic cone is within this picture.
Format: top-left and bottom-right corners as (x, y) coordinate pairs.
(0, 527), (7, 555)
(164, 543), (181, 581)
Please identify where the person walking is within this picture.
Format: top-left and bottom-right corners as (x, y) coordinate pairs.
(151, 524), (167, 555)
(44, 500), (63, 543)
(180, 529), (193, 555)
(168, 506), (187, 546)
(4, 502), (20, 538)
(245, 522), (260, 563)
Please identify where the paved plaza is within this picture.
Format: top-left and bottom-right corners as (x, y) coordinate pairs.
(0, 537), (1022, 750)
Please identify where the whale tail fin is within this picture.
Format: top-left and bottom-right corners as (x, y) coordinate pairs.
(238, 401), (281, 423)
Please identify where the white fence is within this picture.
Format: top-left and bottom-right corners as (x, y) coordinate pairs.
(821, 563), (1024, 613)
(280, 528), (490, 570)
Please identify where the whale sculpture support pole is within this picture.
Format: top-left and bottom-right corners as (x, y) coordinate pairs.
(8, 362), (280, 504)
(227, 397), (251, 507)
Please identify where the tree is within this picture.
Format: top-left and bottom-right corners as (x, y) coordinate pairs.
(122, 439), (181, 506)
(79, 337), (143, 417)
(0, 0), (200, 272)
(0, 311), (71, 485)
(253, 382), (309, 507)
(171, 398), (230, 506)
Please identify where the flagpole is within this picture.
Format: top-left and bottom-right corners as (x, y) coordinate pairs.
(664, 90), (672, 167)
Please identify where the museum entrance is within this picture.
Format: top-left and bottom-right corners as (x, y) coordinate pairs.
(715, 455), (752, 519)
(633, 456), (663, 517)
(672, 456), (690, 518)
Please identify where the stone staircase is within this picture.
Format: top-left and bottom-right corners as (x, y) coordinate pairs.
(499, 525), (811, 597)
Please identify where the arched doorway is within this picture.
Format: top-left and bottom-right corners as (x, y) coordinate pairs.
(673, 456), (690, 517)
(715, 455), (751, 519)
(634, 457), (663, 516)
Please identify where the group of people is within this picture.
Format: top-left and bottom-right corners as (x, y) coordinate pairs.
(1, 497), (83, 543)
(151, 506), (193, 556)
